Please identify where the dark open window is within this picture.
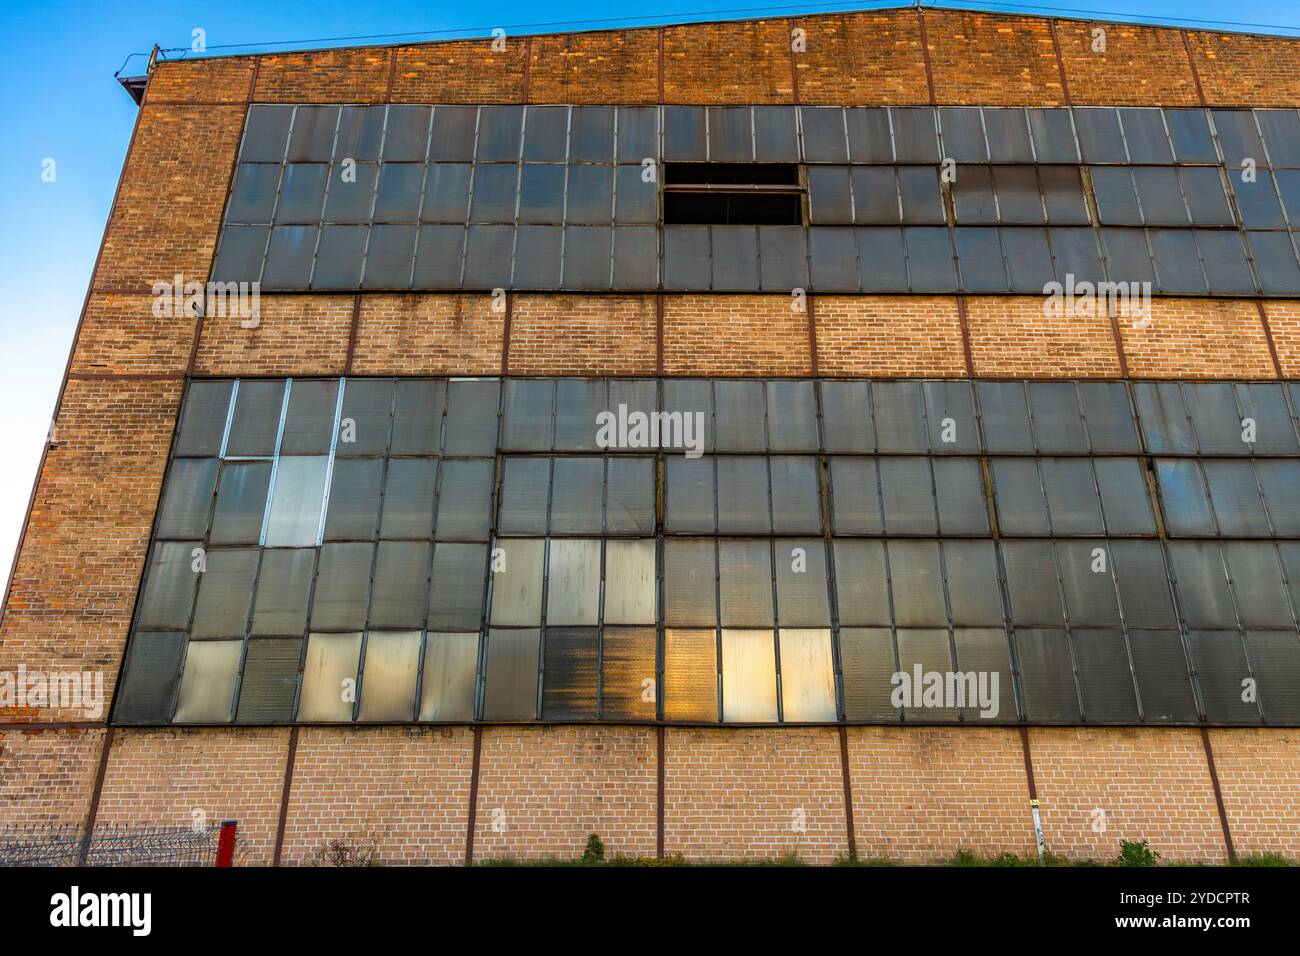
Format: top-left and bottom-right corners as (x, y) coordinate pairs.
(662, 163), (803, 225)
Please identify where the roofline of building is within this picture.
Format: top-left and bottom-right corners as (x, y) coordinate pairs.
(143, 1), (1300, 72)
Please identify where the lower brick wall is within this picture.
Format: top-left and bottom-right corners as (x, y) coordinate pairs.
(1206, 728), (1300, 858)
(0, 728), (105, 826)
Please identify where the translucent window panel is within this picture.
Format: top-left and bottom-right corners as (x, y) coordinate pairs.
(157, 458), (219, 539)
(419, 632), (480, 721)
(498, 457), (549, 535)
(776, 628), (835, 722)
(173, 639), (241, 723)
(878, 458), (937, 534)
(234, 638), (301, 723)
(663, 106), (706, 160)
(1155, 459), (1215, 535)
(991, 459), (1050, 535)
(757, 381), (816, 453)
(895, 627), (959, 722)
(210, 461), (273, 545)
(1249, 230), (1300, 296)
(943, 540), (1003, 626)
(439, 460), (493, 541)
(1258, 460), (1300, 535)
(955, 228), (1008, 291)
(773, 539), (829, 627)
(605, 457), (655, 534)
(716, 456), (771, 533)
(613, 165), (657, 224)
(137, 542), (201, 630)
(1069, 629), (1139, 722)
(298, 632), (362, 721)
(952, 165), (997, 223)
(708, 107), (754, 162)
(800, 106), (848, 163)
(1133, 382), (1195, 453)
(710, 226), (759, 291)
(719, 540), (774, 628)
(1178, 167), (1234, 225)
(373, 164), (424, 222)
(476, 106), (523, 161)
(1026, 109), (1078, 163)
(905, 227), (958, 291)
(856, 226), (910, 291)
(512, 225), (562, 288)
(838, 627), (898, 721)
(419, 163), (471, 222)
(262, 225), (317, 289)
(390, 380), (443, 456)
(335, 380), (393, 457)
(357, 631), (421, 721)
(616, 106), (659, 163)
(611, 225), (658, 289)
(323, 162), (378, 223)
(818, 381), (873, 452)
(922, 381), (978, 454)
(758, 225), (809, 291)
(517, 165), (565, 223)
(275, 164), (328, 223)
(1223, 542), (1293, 628)
(1282, 542), (1300, 614)
(720, 629), (778, 722)
(891, 108), (939, 163)
(310, 542), (374, 631)
(770, 457), (821, 534)
(499, 380), (553, 452)
(210, 225), (268, 283)
(1027, 382), (1085, 453)
(661, 379), (712, 452)
(1055, 540), (1120, 626)
(983, 108), (1034, 162)
(1246, 631), (1300, 724)
(1099, 227), (1157, 287)
(1117, 108), (1171, 163)
(241, 105), (293, 162)
(1127, 629), (1198, 722)
(807, 226), (860, 291)
(546, 539), (601, 626)
(1257, 109), (1300, 165)
(606, 378), (659, 426)
(845, 107), (893, 163)
(1039, 458), (1103, 534)
(665, 456), (715, 532)
(311, 225), (366, 290)
(114, 632), (186, 724)
(933, 458), (989, 534)
(369, 541), (431, 629)
(1235, 384), (1300, 454)
(850, 167), (900, 223)
(1165, 109), (1217, 163)
(660, 628), (715, 721)
(897, 167), (944, 223)
(521, 106), (569, 162)
(807, 166), (853, 224)
(599, 627), (657, 720)
(428, 541), (488, 631)
(562, 226), (613, 290)
(1074, 108), (1127, 163)
(871, 381), (926, 453)
(833, 539), (889, 626)
(830, 457), (882, 534)
(489, 538), (544, 626)
(1278, 169), (1300, 218)
(1203, 460), (1270, 536)
(483, 628), (540, 719)
(1090, 167), (1140, 224)
(542, 627), (598, 719)
(1078, 382), (1140, 453)
(753, 106), (799, 162)
(226, 164), (282, 224)
(977, 382), (1033, 453)
(413, 224), (465, 287)
(565, 165), (613, 224)
(1014, 629), (1081, 722)
(1197, 231), (1256, 296)
(554, 379), (606, 451)
(1105, 540), (1175, 627)
(1001, 227), (1055, 292)
(570, 107), (614, 162)
(190, 548), (258, 638)
(939, 107), (987, 162)
(604, 539), (656, 625)
(1049, 227), (1105, 285)
(549, 458), (603, 534)
(443, 379), (499, 456)
(953, 627), (1017, 721)
(886, 540), (946, 628)
(1168, 541), (1236, 628)
(1212, 110), (1264, 166)
(469, 164), (519, 222)
(251, 548), (315, 635)
(1094, 458), (1156, 534)
(1150, 229), (1208, 294)
(379, 105), (430, 162)
(378, 458), (437, 539)
(664, 539), (717, 626)
(1187, 631), (1260, 724)
(279, 380), (338, 456)
(334, 105), (385, 161)
(1001, 540), (1065, 626)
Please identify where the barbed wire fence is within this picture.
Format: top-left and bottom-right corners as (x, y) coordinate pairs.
(0, 820), (237, 867)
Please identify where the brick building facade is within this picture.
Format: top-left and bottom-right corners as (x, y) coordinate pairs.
(3, 8), (1300, 864)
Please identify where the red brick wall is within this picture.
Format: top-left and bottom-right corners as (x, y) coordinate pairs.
(1207, 728), (1300, 858)
(1118, 299), (1278, 379)
(393, 40), (526, 104)
(352, 294), (504, 375)
(0, 728), (105, 826)
(662, 295), (811, 376)
(815, 296), (966, 377)
(507, 295), (657, 375)
(1055, 22), (1201, 106)
(926, 12), (1064, 106)
(194, 296), (354, 376)
(795, 11), (929, 106)
(966, 296), (1122, 378)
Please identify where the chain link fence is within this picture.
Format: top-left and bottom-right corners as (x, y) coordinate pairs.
(0, 821), (236, 867)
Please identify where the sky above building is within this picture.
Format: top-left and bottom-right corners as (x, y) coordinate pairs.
(2, 0), (1299, 587)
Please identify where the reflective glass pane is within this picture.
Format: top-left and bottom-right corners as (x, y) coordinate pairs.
(719, 539), (773, 627)
(483, 628), (540, 719)
(174, 639), (241, 723)
(264, 456), (327, 546)
(721, 629), (778, 722)
(298, 632), (362, 721)
(542, 627), (598, 719)
(357, 631), (421, 722)
(419, 632), (479, 720)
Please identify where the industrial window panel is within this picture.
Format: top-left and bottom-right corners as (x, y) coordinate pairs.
(832, 539), (890, 626)
(549, 458), (604, 534)
(570, 107), (614, 163)
(174, 639), (241, 724)
(357, 631), (422, 722)
(887, 540), (946, 628)
(298, 632), (362, 721)
(336, 379), (394, 456)
(800, 106), (849, 163)
(1155, 459), (1216, 535)
(616, 107), (659, 163)
(663, 106), (706, 161)
(546, 538), (602, 626)
(1039, 458), (1104, 535)
(434, 460), (493, 540)
(419, 632), (480, 720)
(754, 106), (799, 162)
(1119, 108), (1173, 164)
(718, 539), (774, 628)
(522, 106), (569, 162)
(895, 627), (958, 722)
(604, 539), (656, 625)
(713, 379), (766, 451)
(939, 107), (987, 163)
(488, 538), (545, 626)
(953, 627), (1018, 722)
(977, 382), (1035, 454)
(1109, 540), (1178, 628)
(721, 629), (779, 722)
(379, 458), (438, 539)
(137, 542), (201, 631)
(856, 227), (909, 291)
(774, 538), (830, 627)
(115, 632), (187, 724)
(778, 628), (837, 722)
(1070, 629), (1139, 722)
(189, 548), (258, 638)
(943, 540), (1004, 626)
(830, 457), (883, 535)
(1166, 109), (1217, 163)
(1014, 628), (1082, 722)
(1134, 382), (1197, 454)
(476, 105), (524, 162)
(1055, 540), (1120, 627)
(241, 105), (293, 162)
(1129, 629), (1198, 722)
(665, 455), (716, 533)
(1212, 110), (1265, 166)
(336, 105), (385, 161)
(1245, 631), (1300, 724)
(1258, 460), (1300, 535)
(991, 459), (1051, 535)
(769, 456), (821, 534)
(250, 548), (315, 636)
(878, 457), (938, 534)
(983, 108), (1035, 162)
(892, 108), (941, 163)
(663, 628), (718, 721)
(1074, 108), (1126, 163)
(1027, 108), (1079, 163)
(310, 543), (373, 632)
(1001, 540), (1066, 627)
(605, 457), (655, 534)
(156, 458), (219, 540)
(324, 163), (378, 223)
(369, 541), (431, 629)
(482, 628), (540, 720)
(541, 627), (599, 719)
(427, 542), (488, 632)
(234, 638), (302, 723)
(819, 381), (875, 452)
(838, 627), (899, 721)
(1187, 630), (1259, 724)
(955, 227), (1007, 292)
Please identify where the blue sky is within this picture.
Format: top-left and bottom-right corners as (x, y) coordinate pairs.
(1, 0), (1299, 588)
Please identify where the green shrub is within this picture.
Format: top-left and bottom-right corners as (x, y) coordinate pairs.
(1117, 840), (1160, 867)
(581, 833), (605, 865)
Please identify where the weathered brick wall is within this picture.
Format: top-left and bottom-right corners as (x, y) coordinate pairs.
(254, 48), (389, 102)
(662, 295), (811, 375)
(71, 294), (194, 376)
(663, 727), (847, 863)
(528, 31), (659, 104)
(352, 294), (504, 375)
(965, 296), (1122, 378)
(795, 11), (929, 106)
(195, 295), (354, 376)
(393, 40), (527, 104)
(1055, 21), (1201, 106)
(1261, 300), (1300, 377)
(281, 726), (474, 866)
(926, 12), (1065, 106)
(815, 296), (966, 377)
(662, 19), (793, 104)
(847, 727), (1033, 862)
(471, 725), (657, 861)
(0, 728), (105, 826)
(1118, 299), (1278, 379)
(1207, 728), (1300, 858)
(148, 57), (255, 104)
(1029, 727), (1228, 863)
(1189, 31), (1300, 107)
(507, 295), (656, 375)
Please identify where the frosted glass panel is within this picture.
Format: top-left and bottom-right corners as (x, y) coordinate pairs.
(721, 629), (778, 722)
(603, 539), (657, 624)
(546, 538), (601, 625)
(778, 628), (836, 722)
(264, 456), (328, 546)
(298, 632), (363, 721)
(489, 538), (544, 625)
